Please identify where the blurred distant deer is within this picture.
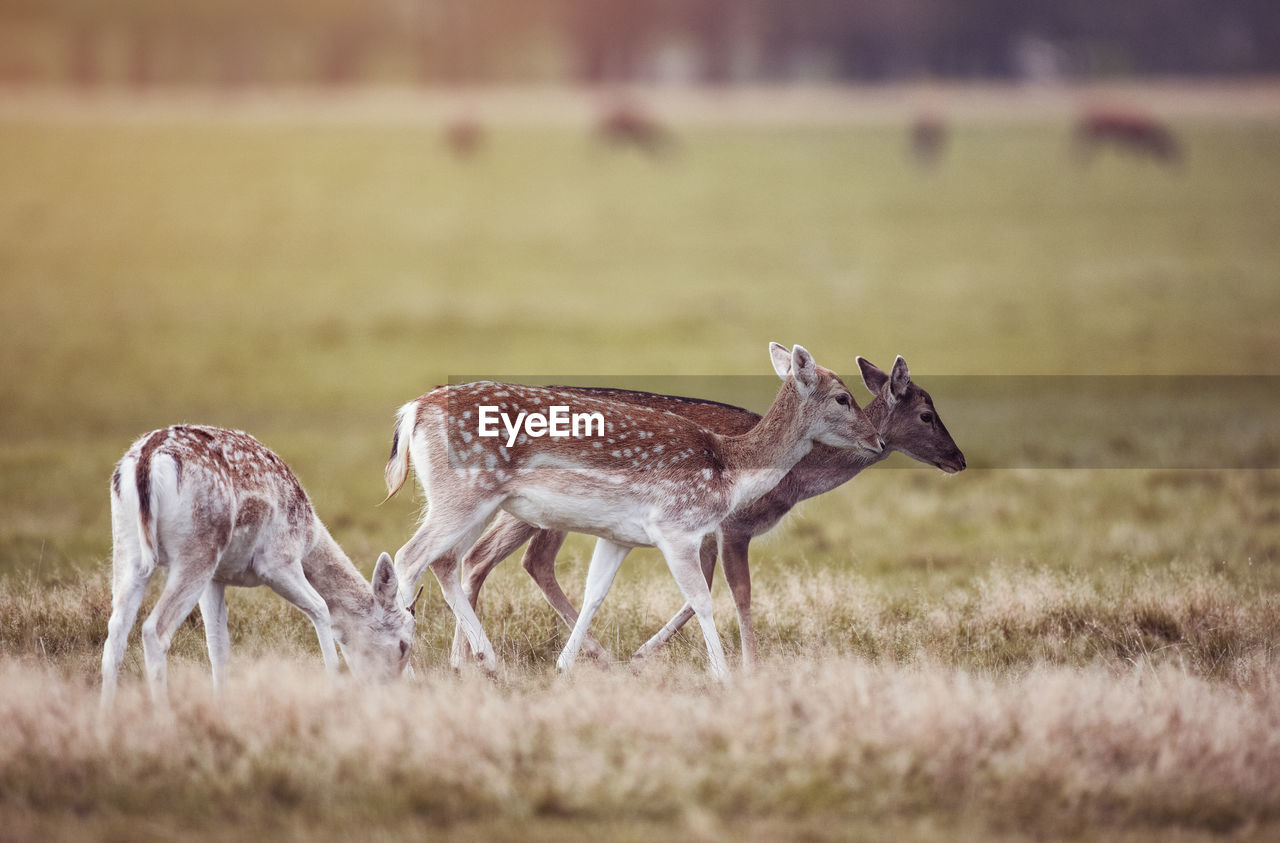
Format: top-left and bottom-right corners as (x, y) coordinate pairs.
(597, 101), (673, 155)
(910, 110), (948, 168)
(445, 115), (485, 158)
(1075, 108), (1181, 165)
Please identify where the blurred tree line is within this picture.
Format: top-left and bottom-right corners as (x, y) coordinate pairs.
(0, 0), (1276, 87)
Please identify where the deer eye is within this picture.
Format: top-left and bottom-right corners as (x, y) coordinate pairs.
(920, 412), (934, 424)
(399, 640), (409, 657)
(835, 394), (850, 407)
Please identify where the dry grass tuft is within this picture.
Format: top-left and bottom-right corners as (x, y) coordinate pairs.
(1, 563), (1277, 840)
(2, 655), (1278, 840)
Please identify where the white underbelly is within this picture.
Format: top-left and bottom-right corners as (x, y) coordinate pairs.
(501, 489), (655, 548)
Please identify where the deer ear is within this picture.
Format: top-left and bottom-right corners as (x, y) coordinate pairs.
(791, 345), (818, 394)
(857, 357), (889, 394)
(372, 552), (398, 611)
(769, 342), (792, 380)
(889, 355), (912, 400)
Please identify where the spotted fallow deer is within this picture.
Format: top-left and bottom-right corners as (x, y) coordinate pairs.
(453, 356), (964, 669)
(383, 344), (884, 678)
(101, 425), (417, 711)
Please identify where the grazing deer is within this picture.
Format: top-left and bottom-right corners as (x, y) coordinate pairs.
(598, 100), (673, 155)
(453, 356), (964, 669)
(445, 115), (485, 158)
(383, 344), (884, 678)
(101, 425), (417, 711)
(1075, 107), (1180, 165)
(910, 110), (948, 168)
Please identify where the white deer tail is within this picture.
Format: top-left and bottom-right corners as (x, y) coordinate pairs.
(383, 401), (418, 503)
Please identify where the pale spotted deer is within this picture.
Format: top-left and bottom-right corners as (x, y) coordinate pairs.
(101, 425), (417, 711)
(454, 356), (964, 669)
(383, 344), (884, 678)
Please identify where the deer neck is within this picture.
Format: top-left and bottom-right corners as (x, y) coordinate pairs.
(300, 526), (373, 638)
(719, 381), (815, 512)
(864, 393), (891, 433)
(848, 392), (893, 469)
(766, 392), (893, 504)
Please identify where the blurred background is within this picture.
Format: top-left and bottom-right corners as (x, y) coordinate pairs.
(1, 1), (1278, 583)
(1, 0), (1279, 86)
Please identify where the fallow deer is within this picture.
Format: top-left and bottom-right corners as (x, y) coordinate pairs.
(598, 100), (673, 155)
(101, 425), (417, 711)
(1075, 107), (1180, 165)
(383, 344), (884, 678)
(445, 115), (485, 157)
(453, 356), (964, 669)
(910, 110), (948, 168)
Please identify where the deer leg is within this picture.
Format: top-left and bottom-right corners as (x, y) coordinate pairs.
(556, 539), (629, 674)
(100, 561), (151, 712)
(522, 528), (611, 664)
(262, 560), (342, 674)
(452, 513), (538, 664)
(395, 498), (502, 673)
(140, 563), (215, 708)
(198, 582), (231, 690)
(657, 534), (728, 680)
(719, 531), (757, 671)
(631, 534), (717, 661)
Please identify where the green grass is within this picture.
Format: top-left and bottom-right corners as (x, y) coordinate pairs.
(1, 91), (1279, 840)
(3, 115), (1279, 577)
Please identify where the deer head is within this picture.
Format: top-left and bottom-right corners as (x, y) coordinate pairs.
(336, 552), (417, 682)
(770, 342), (884, 455)
(858, 356), (965, 473)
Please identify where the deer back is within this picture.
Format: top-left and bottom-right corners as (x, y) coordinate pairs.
(118, 425), (317, 574)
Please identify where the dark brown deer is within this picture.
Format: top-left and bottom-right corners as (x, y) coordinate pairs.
(383, 344), (884, 678)
(1075, 107), (1180, 164)
(452, 356), (964, 669)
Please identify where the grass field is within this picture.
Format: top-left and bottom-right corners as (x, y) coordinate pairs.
(1, 86), (1279, 840)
